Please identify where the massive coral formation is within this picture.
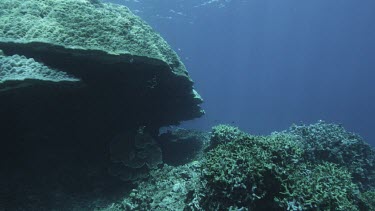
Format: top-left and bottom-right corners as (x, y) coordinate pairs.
(0, 0), (203, 208)
(0, 0), (203, 124)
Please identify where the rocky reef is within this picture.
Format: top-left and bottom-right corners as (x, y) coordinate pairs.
(1, 1), (374, 211)
(104, 121), (375, 211)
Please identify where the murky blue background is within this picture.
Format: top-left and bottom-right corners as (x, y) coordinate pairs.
(106, 0), (375, 146)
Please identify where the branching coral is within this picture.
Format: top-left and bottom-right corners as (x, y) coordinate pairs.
(201, 124), (374, 210)
(202, 128), (305, 210)
(287, 121), (375, 191)
(276, 162), (360, 210)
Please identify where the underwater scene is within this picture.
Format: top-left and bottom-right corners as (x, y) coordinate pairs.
(0, 0), (374, 210)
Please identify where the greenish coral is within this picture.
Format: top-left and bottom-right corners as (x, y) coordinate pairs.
(201, 124), (374, 210)
(0, 54), (78, 83)
(99, 122), (375, 211)
(0, 0), (188, 76)
(276, 162), (360, 210)
(0, 0), (204, 122)
(287, 121), (375, 191)
(202, 129), (305, 210)
(359, 190), (375, 210)
(0, 54), (79, 91)
(209, 124), (248, 148)
(102, 161), (203, 211)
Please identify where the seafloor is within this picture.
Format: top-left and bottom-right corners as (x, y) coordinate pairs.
(2, 121), (374, 210)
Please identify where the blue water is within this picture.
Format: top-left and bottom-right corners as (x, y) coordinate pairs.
(106, 0), (375, 146)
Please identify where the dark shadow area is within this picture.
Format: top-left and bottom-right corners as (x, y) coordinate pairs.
(0, 42), (202, 209)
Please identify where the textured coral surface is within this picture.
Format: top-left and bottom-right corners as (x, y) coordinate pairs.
(0, 54), (79, 91)
(0, 0), (188, 75)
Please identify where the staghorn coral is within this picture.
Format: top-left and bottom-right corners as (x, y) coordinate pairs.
(276, 162), (360, 210)
(359, 190), (375, 210)
(201, 128), (305, 210)
(209, 124), (248, 149)
(200, 124), (374, 210)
